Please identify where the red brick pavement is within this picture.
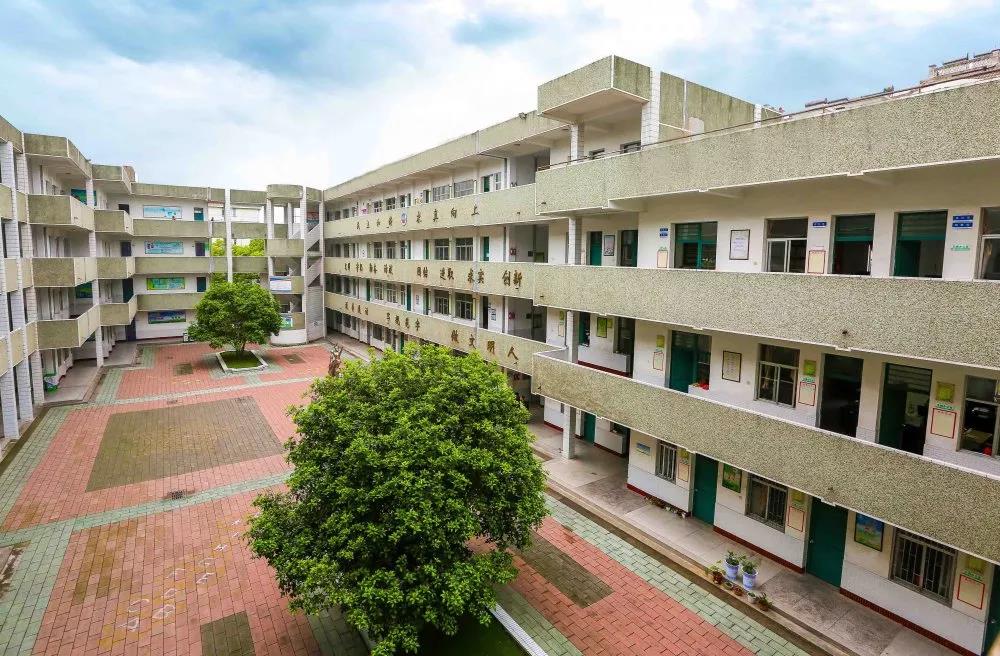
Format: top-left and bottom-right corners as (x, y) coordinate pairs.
(34, 489), (318, 656)
(3, 383), (310, 532)
(116, 344), (329, 399)
(510, 517), (757, 656)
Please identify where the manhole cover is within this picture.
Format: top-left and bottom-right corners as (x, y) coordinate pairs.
(284, 354), (304, 364)
(173, 363), (194, 376)
(163, 489), (193, 500)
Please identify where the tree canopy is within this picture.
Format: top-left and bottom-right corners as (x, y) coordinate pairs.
(186, 280), (283, 354)
(247, 344), (547, 655)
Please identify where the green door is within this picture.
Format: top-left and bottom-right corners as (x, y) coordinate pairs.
(481, 236), (490, 261)
(582, 413), (596, 442)
(669, 344), (695, 392)
(668, 331), (709, 392)
(879, 364), (932, 454)
(984, 572), (1000, 655)
(692, 456), (717, 524)
(588, 232), (602, 265)
(893, 211), (946, 278)
(806, 501), (848, 586)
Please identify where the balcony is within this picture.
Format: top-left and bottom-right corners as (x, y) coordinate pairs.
(15, 191), (26, 223)
(28, 195), (94, 231)
(135, 257), (213, 275)
(94, 209), (133, 235)
(535, 79), (1000, 215)
(137, 293), (205, 312)
(230, 256), (268, 274)
(535, 266), (1000, 371)
(0, 335), (7, 372)
(36, 306), (99, 350)
(324, 184), (538, 240)
(268, 275), (304, 295)
(31, 257), (97, 288)
(92, 164), (134, 195)
(0, 183), (12, 220)
(537, 55), (651, 122)
(281, 312), (306, 330)
(228, 222), (267, 240)
(2, 258), (20, 291)
(133, 218), (211, 239)
(325, 291), (547, 375)
(100, 296), (138, 326)
(97, 256), (135, 279)
(24, 134), (91, 178)
(266, 238), (304, 258)
(325, 257), (536, 300)
(531, 349), (1000, 562)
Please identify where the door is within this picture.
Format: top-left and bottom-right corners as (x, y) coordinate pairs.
(619, 230), (638, 267)
(806, 501), (848, 586)
(668, 339), (696, 392)
(692, 455), (718, 524)
(985, 572), (1000, 655)
(125, 319), (137, 341)
(120, 240), (132, 257)
(879, 364), (932, 454)
(118, 203), (130, 213)
(480, 297), (489, 329)
(196, 277), (207, 292)
(588, 232), (602, 265)
(582, 413), (596, 442)
(194, 207), (204, 221)
(481, 236), (490, 261)
(122, 278), (134, 302)
(819, 354), (864, 437)
(195, 241), (205, 257)
(668, 331), (709, 392)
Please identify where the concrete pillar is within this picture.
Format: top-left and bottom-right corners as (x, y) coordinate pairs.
(1, 371), (18, 439)
(224, 189), (233, 282)
(640, 69), (661, 146)
(560, 214), (583, 460)
(562, 406), (578, 459)
(569, 123), (585, 162)
(86, 180), (104, 366)
(265, 199), (275, 277)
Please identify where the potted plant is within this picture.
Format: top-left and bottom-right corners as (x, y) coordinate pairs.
(740, 556), (758, 590)
(724, 551), (740, 580)
(706, 563), (725, 585)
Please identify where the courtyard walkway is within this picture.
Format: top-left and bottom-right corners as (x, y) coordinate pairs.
(0, 340), (822, 656)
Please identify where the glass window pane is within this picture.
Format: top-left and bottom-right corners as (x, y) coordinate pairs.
(788, 240), (807, 273)
(768, 218), (808, 239)
(767, 241), (786, 272)
(778, 367), (797, 406)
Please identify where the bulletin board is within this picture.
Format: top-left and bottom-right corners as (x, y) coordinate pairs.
(806, 249), (827, 274)
(798, 381), (817, 406)
(930, 407), (957, 439)
(787, 507), (805, 532)
(957, 575), (985, 610)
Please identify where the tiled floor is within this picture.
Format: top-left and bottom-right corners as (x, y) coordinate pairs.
(0, 339), (829, 656)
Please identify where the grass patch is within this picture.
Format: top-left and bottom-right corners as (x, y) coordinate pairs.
(418, 615), (526, 655)
(220, 351), (265, 370)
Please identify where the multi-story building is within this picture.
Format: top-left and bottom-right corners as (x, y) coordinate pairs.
(3, 51), (1000, 654)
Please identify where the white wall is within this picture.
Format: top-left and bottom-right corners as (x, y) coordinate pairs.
(627, 432), (692, 510)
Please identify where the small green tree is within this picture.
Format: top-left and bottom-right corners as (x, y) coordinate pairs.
(247, 344), (547, 655)
(187, 280), (283, 355)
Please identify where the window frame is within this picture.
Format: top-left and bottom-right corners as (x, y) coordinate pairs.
(453, 179), (475, 198)
(455, 293), (474, 320)
(385, 241), (396, 259)
(434, 239), (450, 260)
(655, 441), (677, 483)
(756, 344), (799, 407)
(745, 475), (787, 532)
(455, 237), (474, 261)
(890, 530), (956, 604)
(371, 281), (384, 301)
(433, 291), (450, 315)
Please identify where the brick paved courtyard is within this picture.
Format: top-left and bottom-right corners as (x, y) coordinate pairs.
(0, 342), (814, 656)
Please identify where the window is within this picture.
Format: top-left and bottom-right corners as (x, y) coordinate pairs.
(385, 241), (396, 259)
(385, 197), (396, 211)
(980, 207), (1000, 280)
(891, 530), (955, 603)
(655, 441), (677, 482)
(757, 344), (799, 406)
(766, 218), (808, 273)
(455, 237), (473, 261)
(399, 240), (410, 260)
(894, 211), (946, 278)
(431, 184), (451, 202)
(372, 242), (383, 259)
(433, 291), (450, 315)
(482, 172), (502, 193)
(455, 293), (474, 320)
(372, 282), (384, 301)
(674, 222), (717, 270)
(398, 194), (410, 208)
(386, 284), (398, 304)
(621, 141), (640, 153)
(434, 239), (450, 260)
(833, 214), (874, 275)
(960, 375), (999, 456)
(371, 324), (384, 342)
(453, 179), (475, 198)
(372, 200), (383, 213)
(588, 148), (605, 159)
(746, 475), (787, 531)
(578, 311), (591, 346)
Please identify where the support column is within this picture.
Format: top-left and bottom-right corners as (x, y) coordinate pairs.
(561, 214), (583, 460)
(224, 189), (233, 282)
(0, 142), (17, 437)
(640, 69), (661, 146)
(86, 178), (103, 367)
(265, 199), (275, 277)
(16, 152), (44, 405)
(569, 123), (585, 162)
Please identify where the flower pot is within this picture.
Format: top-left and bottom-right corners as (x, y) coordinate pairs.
(742, 571), (757, 590)
(725, 562), (739, 580)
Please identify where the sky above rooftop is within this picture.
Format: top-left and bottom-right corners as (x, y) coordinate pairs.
(3, 0), (999, 190)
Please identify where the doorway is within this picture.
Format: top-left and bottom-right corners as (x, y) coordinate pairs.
(819, 354), (863, 437)
(618, 230), (638, 267)
(668, 331), (711, 392)
(806, 501), (848, 586)
(588, 232), (602, 266)
(879, 363), (932, 455)
(985, 571), (1000, 655)
(692, 455), (718, 524)
(893, 211), (946, 278)
(582, 413), (596, 442)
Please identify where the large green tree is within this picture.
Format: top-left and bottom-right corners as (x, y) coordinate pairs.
(247, 344), (547, 655)
(187, 280), (283, 355)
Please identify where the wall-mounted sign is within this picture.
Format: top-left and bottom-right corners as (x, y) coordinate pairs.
(269, 276), (293, 293)
(722, 465), (742, 492)
(722, 351), (741, 382)
(148, 310), (186, 324)
(729, 229), (750, 261)
(658, 227), (670, 238)
(280, 313), (294, 329)
(75, 282), (92, 299)
(935, 381), (955, 403)
(596, 316), (610, 338)
(952, 214), (974, 229)
(146, 277), (185, 291)
(144, 240), (184, 255)
(854, 514), (884, 551)
(811, 220), (828, 228)
(930, 407), (957, 438)
(806, 249), (827, 274)
(798, 381), (817, 406)
(950, 244), (971, 252)
(636, 442), (651, 456)
(400, 211), (407, 226)
(143, 205), (183, 220)
(602, 234), (616, 256)
(656, 248), (669, 268)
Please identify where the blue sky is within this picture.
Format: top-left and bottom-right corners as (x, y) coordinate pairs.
(3, 0), (1000, 189)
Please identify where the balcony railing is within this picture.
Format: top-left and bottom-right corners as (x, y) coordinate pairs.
(100, 296), (138, 326)
(28, 195), (94, 231)
(97, 256), (136, 280)
(325, 257), (536, 299)
(31, 257), (97, 288)
(137, 293), (205, 312)
(36, 306), (99, 350)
